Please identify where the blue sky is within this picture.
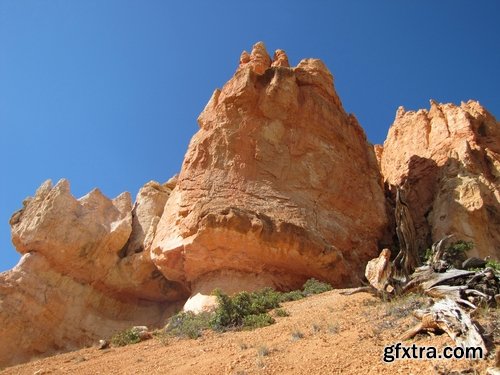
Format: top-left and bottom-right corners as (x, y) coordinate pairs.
(1, 1), (499, 271)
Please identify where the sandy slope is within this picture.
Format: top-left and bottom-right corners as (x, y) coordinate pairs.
(2, 290), (497, 374)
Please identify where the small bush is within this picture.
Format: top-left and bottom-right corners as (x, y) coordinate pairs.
(257, 345), (270, 357)
(210, 290), (236, 330)
(423, 240), (473, 267)
(422, 247), (433, 263)
(274, 308), (290, 317)
(486, 259), (500, 273)
(384, 293), (428, 319)
(110, 328), (141, 347)
(311, 323), (321, 333)
(249, 287), (281, 311)
(238, 341), (248, 350)
(165, 311), (211, 339)
(152, 330), (170, 346)
(302, 278), (333, 296)
(291, 330), (304, 340)
(210, 288), (280, 331)
(243, 313), (275, 329)
(279, 290), (304, 302)
(328, 323), (340, 334)
(448, 240), (474, 256)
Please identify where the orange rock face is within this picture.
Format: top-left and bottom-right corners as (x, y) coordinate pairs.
(151, 42), (388, 305)
(378, 100), (500, 259)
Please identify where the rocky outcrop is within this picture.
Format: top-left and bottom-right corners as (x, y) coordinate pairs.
(5, 41), (499, 369)
(378, 100), (500, 259)
(1, 179), (186, 367)
(151, 42), (388, 309)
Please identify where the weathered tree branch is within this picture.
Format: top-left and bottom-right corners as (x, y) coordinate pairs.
(394, 187), (419, 280)
(401, 299), (487, 354)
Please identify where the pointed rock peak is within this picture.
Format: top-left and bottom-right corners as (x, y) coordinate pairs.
(396, 106), (406, 118)
(250, 41), (270, 60)
(239, 50), (250, 66)
(80, 187), (107, 203)
(429, 98), (439, 108)
(294, 58), (336, 99)
(428, 99), (444, 118)
(296, 58), (332, 76)
(34, 179), (54, 197)
(112, 191), (133, 213)
(271, 49), (290, 67)
(238, 41), (271, 75)
(53, 178), (71, 194)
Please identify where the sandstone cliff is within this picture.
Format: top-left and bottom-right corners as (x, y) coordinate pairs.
(151, 42), (388, 310)
(378, 100), (500, 259)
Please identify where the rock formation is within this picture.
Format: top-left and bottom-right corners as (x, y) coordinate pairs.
(378, 100), (500, 259)
(1, 179), (187, 367)
(151, 42), (388, 310)
(2, 41), (499, 369)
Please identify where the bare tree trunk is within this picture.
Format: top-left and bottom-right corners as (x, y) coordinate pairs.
(393, 187), (419, 280)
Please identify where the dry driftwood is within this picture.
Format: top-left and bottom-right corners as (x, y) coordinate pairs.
(401, 298), (487, 354)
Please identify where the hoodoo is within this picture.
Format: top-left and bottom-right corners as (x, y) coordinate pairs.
(150, 42), (388, 310)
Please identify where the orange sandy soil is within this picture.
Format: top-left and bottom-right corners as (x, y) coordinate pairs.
(2, 290), (497, 375)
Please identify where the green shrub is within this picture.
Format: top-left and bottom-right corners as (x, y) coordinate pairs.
(165, 311), (211, 339)
(187, 279), (335, 333)
(422, 247), (433, 263)
(277, 279), (332, 302)
(248, 287), (281, 311)
(210, 288), (280, 331)
(302, 278), (332, 296)
(444, 240), (474, 268)
(448, 240), (473, 257)
(274, 308), (290, 317)
(210, 289), (236, 329)
(486, 259), (500, 273)
(243, 313), (275, 329)
(423, 240), (474, 267)
(279, 290), (304, 302)
(110, 328), (141, 347)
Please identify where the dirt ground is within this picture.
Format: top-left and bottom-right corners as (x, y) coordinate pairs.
(2, 290), (497, 375)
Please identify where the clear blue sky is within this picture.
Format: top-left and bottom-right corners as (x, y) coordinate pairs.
(1, 1), (499, 272)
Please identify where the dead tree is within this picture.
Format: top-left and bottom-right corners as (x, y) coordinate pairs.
(401, 298), (487, 354)
(393, 187), (419, 281)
